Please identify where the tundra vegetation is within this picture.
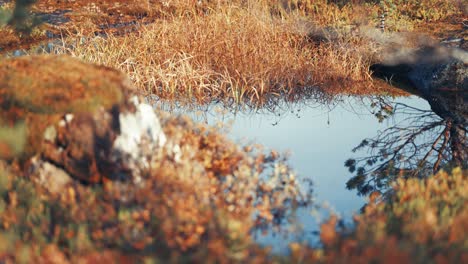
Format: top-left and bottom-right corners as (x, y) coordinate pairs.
(0, 0), (467, 262)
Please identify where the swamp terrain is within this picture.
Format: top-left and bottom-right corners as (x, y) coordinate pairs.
(0, 0), (467, 263)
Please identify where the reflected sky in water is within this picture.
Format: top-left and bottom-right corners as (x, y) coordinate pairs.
(156, 95), (432, 251)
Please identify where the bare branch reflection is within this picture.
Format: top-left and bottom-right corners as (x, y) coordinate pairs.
(346, 91), (467, 196)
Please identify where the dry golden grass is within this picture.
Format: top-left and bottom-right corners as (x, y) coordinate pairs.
(4, 0), (463, 106)
(54, 2), (378, 107)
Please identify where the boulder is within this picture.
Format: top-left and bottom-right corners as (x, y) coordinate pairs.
(41, 96), (166, 183)
(0, 55), (130, 159)
(0, 55), (166, 183)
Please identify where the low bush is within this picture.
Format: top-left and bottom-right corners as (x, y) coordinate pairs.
(290, 168), (468, 263)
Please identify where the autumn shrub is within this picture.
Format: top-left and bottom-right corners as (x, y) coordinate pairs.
(0, 112), (311, 263)
(289, 168), (468, 263)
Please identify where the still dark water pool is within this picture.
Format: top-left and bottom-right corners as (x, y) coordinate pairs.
(155, 95), (435, 251)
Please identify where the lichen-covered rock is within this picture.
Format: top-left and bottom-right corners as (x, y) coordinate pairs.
(0, 55), (133, 159)
(41, 108), (119, 183)
(111, 96), (167, 182)
(41, 96), (167, 183)
(0, 55), (167, 184)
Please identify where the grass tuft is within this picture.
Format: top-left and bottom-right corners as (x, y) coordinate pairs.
(55, 4), (378, 106)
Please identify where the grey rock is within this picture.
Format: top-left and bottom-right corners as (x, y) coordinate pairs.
(41, 96), (167, 184)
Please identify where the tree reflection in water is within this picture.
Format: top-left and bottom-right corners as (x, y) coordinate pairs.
(346, 90), (467, 196)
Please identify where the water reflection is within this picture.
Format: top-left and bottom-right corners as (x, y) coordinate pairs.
(152, 86), (466, 252)
(346, 89), (467, 196)
(154, 95), (433, 251)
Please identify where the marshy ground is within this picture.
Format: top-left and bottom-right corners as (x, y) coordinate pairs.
(0, 0), (467, 263)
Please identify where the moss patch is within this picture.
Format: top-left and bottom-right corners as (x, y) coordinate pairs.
(0, 55), (132, 158)
(0, 55), (128, 114)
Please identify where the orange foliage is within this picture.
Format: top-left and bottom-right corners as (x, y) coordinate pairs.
(0, 111), (309, 262)
(293, 168), (468, 263)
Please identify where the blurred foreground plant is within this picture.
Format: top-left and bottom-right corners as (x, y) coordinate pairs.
(0, 112), (311, 263)
(0, 122), (26, 159)
(290, 168), (468, 263)
(7, 0), (40, 34)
